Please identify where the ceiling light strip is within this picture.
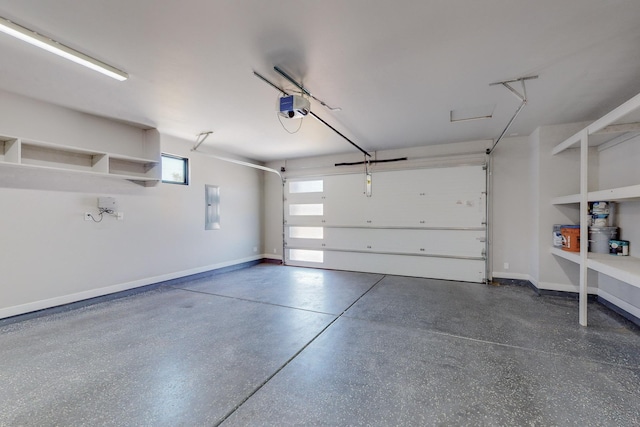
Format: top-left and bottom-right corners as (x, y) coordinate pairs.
(0, 16), (128, 81)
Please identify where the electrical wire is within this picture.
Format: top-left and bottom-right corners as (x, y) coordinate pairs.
(277, 112), (304, 134)
(87, 208), (116, 223)
(87, 212), (104, 222)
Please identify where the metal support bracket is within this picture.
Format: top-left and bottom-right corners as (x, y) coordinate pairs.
(487, 76), (538, 154)
(192, 131), (213, 151)
(274, 66), (342, 111)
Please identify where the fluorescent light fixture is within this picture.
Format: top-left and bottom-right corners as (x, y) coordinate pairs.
(0, 16), (128, 81)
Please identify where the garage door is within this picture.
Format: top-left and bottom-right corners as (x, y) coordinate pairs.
(284, 164), (487, 283)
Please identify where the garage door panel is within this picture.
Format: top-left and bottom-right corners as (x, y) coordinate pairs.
(366, 196), (485, 228)
(355, 228), (483, 258)
(286, 228), (484, 258)
(284, 250), (485, 283)
(284, 164), (487, 282)
(366, 167), (485, 227)
(371, 167), (484, 198)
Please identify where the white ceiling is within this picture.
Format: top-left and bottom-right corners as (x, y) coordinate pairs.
(1, 0), (640, 161)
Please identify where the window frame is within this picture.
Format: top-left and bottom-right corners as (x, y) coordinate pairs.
(161, 153), (190, 185)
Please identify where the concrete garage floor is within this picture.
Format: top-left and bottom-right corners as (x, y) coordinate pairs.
(1, 264), (639, 426)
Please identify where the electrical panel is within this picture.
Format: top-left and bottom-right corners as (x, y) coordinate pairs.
(205, 185), (220, 230)
(98, 197), (117, 211)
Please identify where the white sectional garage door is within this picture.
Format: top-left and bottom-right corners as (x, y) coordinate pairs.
(284, 164), (487, 283)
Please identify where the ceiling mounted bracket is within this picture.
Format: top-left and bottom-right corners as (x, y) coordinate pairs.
(487, 75), (538, 155)
(254, 70), (371, 157)
(192, 131), (213, 151)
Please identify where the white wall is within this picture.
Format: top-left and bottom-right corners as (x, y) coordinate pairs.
(490, 136), (532, 280)
(531, 122), (596, 292)
(597, 135), (640, 317)
(0, 92), (264, 319)
(528, 128), (541, 285)
(263, 160), (285, 260)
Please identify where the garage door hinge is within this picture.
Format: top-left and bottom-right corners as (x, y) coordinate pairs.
(477, 237), (486, 242)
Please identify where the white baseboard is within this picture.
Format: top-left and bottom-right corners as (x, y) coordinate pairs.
(0, 255), (265, 320)
(491, 272), (532, 281)
(597, 289), (640, 320)
(262, 253), (283, 261)
(537, 281), (598, 295)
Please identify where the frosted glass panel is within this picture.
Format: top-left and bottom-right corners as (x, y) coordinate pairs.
(289, 249), (324, 263)
(289, 204), (324, 216)
(289, 180), (323, 193)
(289, 226), (324, 239)
(205, 185), (220, 230)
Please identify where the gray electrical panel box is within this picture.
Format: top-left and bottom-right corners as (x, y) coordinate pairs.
(98, 197), (117, 211)
(205, 185), (220, 230)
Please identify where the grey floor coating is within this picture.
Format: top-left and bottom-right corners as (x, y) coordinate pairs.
(0, 264), (638, 426)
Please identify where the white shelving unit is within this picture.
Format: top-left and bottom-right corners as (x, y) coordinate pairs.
(0, 134), (160, 185)
(550, 247), (640, 289)
(551, 184), (640, 205)
(551, 91), (640, 326)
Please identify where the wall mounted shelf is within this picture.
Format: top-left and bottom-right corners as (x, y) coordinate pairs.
(551, 184), (640, 205)
(0, 134), (160, 186)
(550, 247), (640, 289)
(551, 194), (581, 205)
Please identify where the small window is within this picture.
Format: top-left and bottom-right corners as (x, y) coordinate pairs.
(289, 180), (323, 193)
(289, 249), (324, 263)
(162, 154), (189, 185)
(289, 226), (324, 239)
(289, 204), (324, 216)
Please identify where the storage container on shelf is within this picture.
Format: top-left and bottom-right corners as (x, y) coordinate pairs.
(589, 226), (618, 253)
(553, 224), (564, 248)
(609, 240), (629, 256)
(561, 225), (580, 252)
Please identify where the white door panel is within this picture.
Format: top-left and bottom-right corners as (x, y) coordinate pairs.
(284, 164), (487, 282)
(286, 228), (485, 258)
(285, 250), (486, 283)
